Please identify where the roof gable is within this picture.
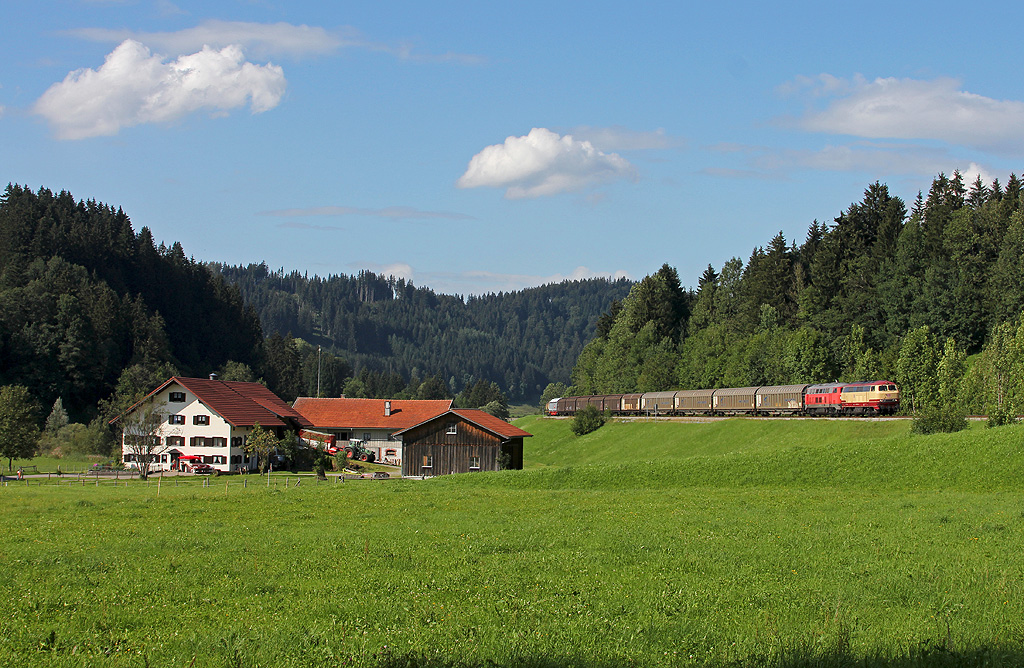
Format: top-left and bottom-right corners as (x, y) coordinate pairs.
(394, 409), (532, 440)
(116, 377), (310, 428)
(292, 397), (453, 431)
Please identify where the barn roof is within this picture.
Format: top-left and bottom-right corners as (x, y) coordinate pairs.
(291, 397), (453, 431)
(394, 408), (532, 440)
(115, 377), (312, 428)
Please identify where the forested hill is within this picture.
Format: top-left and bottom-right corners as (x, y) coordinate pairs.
(0, 184), (264, 421)
(571, 172), (1024, 419)
(211, 263), (632, 401)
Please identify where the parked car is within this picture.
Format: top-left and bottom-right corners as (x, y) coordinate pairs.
(192, 463), (215, 475)
(371, 471), (390, 479)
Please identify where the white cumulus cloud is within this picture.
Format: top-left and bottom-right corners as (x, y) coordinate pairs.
(457, 127), (637, 199)
(792, 75), (1024, 154)
(33, 39), (286, 140)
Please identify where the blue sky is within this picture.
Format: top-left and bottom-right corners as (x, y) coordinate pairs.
(4, 1), (1024, 295)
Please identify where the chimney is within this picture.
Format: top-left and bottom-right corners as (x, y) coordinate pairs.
(384, 401), (392, 417)
(209, 373), (218, 381)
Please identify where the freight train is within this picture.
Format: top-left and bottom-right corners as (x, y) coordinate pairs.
(547, 381), (899, 417)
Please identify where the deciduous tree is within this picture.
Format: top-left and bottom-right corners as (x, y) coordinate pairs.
(0, 385), (40, 471)
(118, 399), (169, 480)
(244, 423), (282, 474)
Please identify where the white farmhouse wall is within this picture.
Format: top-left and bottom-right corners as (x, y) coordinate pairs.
(121, 384), (256, 472)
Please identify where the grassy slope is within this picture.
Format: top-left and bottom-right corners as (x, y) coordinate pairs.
(2, 418), (1023, 667)
(514, 416), (1024, 492)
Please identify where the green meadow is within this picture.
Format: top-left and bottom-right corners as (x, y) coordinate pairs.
(2, 418), (1023, 667)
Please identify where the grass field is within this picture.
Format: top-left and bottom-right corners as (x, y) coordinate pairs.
(2, 418), (1022, 667)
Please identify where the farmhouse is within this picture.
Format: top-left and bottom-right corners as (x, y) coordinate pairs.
(117, 375), (311, 473)
(291, 397), (452, 465)
(396, 409), (530, 477)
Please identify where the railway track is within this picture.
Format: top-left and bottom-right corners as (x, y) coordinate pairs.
(549, 415), (994, 423)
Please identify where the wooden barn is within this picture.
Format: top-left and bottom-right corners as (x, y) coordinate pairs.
(395, 409), (531, 477)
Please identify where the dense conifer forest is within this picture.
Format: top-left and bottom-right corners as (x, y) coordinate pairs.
(211, 263), (630, 402)
(0, 184), (264, 422)
(5, 170), (1024, 439)
(571, 171), (1024, 422)
(0, 184), (629, 430)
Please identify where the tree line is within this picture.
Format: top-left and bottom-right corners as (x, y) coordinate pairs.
(0, 183), (628, 463)
(570, 172), (1024, 425)
(212, 262), (631, 401)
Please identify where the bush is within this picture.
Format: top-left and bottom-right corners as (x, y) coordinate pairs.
(480, 399), (510, 421)
(570, 405), (606, 436)
(911, 405), (969, 434)
(986, 404), (1020, 428)
(38, 420), (113, 458)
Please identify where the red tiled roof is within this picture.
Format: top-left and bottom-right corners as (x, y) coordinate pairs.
(451, 409), (532, 439)
(117, 377), (312, 428)
(292, 397), (453, 431)
(393, 409), (532, 440)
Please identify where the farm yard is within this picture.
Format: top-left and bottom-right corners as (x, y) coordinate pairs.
(2, 417), (1023, 667)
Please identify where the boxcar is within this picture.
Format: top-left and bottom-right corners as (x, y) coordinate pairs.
(674, 389), (715, 414)
(642, 391), (676, 414)
(619, 393), (644, 414)
(555, 396), (580, 415)
(580, 395), (617, 412)
(712, 387), (758, 414)
(756, 384), (809, 415)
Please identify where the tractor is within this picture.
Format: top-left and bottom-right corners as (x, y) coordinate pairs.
(344, 440), (376, 463)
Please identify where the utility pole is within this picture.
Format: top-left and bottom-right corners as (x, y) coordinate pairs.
(317, 345), (322, 398)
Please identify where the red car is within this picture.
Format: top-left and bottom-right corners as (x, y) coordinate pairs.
(191, 463), (215, 475)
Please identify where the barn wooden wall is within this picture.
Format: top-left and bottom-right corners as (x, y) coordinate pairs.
(401, 416), (523, 476)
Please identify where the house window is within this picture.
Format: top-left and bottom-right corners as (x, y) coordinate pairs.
(190, 436), (209, 448)
(231, 436), (244, 448)
(446, 422), (457, 435)
(385, 449), (396, 457)
(422, 455), (433, 468)
(166, 436), (184, 448)
(363, 433), (371, 442)
(469, 455), (480, 470)
(193, 415), (210, 426)
(169, 391), (186, 403)
(168, 414), (185, 425)
(124, 435), (160, 447)
(211, 437), (226, 448)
